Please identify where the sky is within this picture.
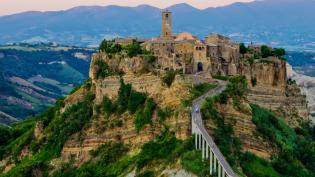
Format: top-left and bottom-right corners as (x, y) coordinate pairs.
(0, 0), (254, 16)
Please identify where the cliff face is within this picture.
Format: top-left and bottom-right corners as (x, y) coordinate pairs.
(239, 59), (309, 126)
(62, 53), (308, 164)
(89, 52), (154, 81)
(61, 53), (193, 164)
(204, 99), (275, 159)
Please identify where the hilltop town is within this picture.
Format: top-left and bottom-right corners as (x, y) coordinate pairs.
(92, 10), (308, 124)
(1, 10), (314, 177)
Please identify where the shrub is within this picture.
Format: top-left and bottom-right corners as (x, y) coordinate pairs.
(135, 129), (180, 168)
(0, 125), (12, 146)
(274, 48), (286, 57)
(134, 98), (156, 132)
(99, 40), (122, 54)
(240, 43), (248, 54)
(241, 152), (281, 177)
(102, 96), (116, 116)
(261, 45), (272, 58)
(117, 79), (132, 113)
(144, 55), (156, 64)
(251, 104), (296, 150)
(127, 91), (146, 114)
(162, 69), (177, 87)
(94, 59), (116, 79)
(124, 42), (143, 57)
(157, 107), (173, 121)
(226, 76), (248, 98)
(181, 150), (209, 177)
(212, 74), (229, 81)
(191, 83), (217, 98)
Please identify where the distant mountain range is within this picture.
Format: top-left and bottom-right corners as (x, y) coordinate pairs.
(0, 0), (315, 50)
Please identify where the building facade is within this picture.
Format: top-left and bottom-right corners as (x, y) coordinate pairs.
(141, 10), (241, 76)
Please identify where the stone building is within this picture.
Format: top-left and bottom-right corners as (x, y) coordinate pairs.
(141, 10), (241, 76)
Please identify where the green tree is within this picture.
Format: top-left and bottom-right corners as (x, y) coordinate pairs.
(125, 42), (143, 57)
(240, 43), (247, 54)
(99, 40), (122, 54)
(128, 91), (147, 114)
(117, 79), (132, 113)
(274, 48), (286, 57)
(261, 45), (272, 58)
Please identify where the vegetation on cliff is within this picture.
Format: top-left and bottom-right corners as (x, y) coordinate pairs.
(161, 69), (177, 87)
(100, 79), (156, 132)
(183, 82), (217, 107)
(99, 40), (153, 58)
(240, 43), (286, 64)
(201, 76), (315, 177)
(0, 88), (95, 176)
(251, 104), (315, 177)
(32, 127), (206, 177)
(94, 59), (118, 79)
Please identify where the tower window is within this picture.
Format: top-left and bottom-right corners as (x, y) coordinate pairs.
(166, 14), (169, 18)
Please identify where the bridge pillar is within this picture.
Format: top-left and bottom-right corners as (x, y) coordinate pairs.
(199, 133), (202, 150)
(210, 150), (213, 175)
(214, 156), (217, 173)
(206, 144), (209, 159)
(195, 133), (198, 149)
(201, 138), (206, 160)
(218, 164), (221, 177)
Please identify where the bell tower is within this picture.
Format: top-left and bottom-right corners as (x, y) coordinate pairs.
(161, 10), (172, 39)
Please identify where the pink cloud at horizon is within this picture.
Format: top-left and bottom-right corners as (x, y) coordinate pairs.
(0, 0), (254, 16)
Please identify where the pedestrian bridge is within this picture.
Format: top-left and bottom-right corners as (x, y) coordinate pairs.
(191, 81), (238, 177)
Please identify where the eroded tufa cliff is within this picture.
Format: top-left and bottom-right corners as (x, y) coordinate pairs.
(60, 52), (194, 164)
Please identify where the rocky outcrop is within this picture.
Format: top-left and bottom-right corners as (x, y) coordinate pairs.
(247, 82), (308, 127)
(239, 58), (309, 126)
(90, 52), (154, 81)
(204, 99), (274, 159)
(240, 58), (287, 90)
(61, 68), (193, 163)
(61, 51), (308, 164)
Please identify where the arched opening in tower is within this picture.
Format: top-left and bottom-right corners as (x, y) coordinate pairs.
(197, 62), (203, 72)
